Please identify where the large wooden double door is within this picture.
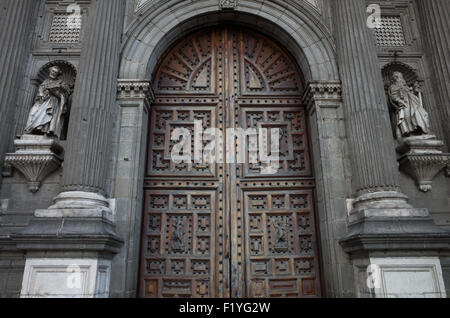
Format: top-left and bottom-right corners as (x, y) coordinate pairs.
(139, 26), (322, 298)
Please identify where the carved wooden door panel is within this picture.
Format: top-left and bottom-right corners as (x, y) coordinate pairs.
(139, 26), (322, 298)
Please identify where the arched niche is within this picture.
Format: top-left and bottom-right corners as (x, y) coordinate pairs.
(382, 61), (420, 89)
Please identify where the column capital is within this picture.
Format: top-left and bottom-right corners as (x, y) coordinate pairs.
(117, 79), (154, 108)
(302, 81), (342, 109)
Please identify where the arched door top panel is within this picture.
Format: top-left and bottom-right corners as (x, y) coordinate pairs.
(153, 27), (304, 96)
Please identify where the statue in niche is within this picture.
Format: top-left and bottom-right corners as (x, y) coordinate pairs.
(388, 71), (430, 139)
(24, 66), (72, 139)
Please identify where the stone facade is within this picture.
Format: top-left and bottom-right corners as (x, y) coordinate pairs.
(0, 0), (449, 298)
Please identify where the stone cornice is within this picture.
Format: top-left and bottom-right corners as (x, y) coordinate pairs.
(117, 79), (155, 106)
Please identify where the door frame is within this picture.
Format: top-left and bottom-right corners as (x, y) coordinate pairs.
(136, 25), (324, 298)
(114, 3), (354, 298)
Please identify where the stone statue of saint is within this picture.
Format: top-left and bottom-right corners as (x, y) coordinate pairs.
(388, 71), (430, 139)
(24, 66), (72, 139)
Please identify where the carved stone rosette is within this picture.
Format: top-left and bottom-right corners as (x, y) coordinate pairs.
(4, 135), (63, 193)
(397, 136), (450, 192)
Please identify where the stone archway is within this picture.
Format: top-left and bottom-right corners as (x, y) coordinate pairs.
(120, 0), (338, 82)
(114, 0), (352, 298)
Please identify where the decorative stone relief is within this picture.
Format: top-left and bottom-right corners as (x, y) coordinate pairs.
(384, 69), (450, 192)
(4, 135), (63, 193)
(219, 0), (238, 10)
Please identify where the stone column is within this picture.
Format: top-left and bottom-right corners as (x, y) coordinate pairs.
(15, 0), (125, 298)
(332, 0), (449, 298)
(0, 0), (39, 187)
(416, 0), (450, 148)
(332, 0), (402, 201)
(60, 0), (125, 203)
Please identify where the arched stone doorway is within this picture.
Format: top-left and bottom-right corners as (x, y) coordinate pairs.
(138, 26), (322, 298)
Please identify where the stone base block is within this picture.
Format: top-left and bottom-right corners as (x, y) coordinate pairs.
(20, 258), (111, 298)
(354, 256), (447, 298)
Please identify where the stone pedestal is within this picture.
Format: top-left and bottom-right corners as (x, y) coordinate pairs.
(342, 193), (450, 298)
(12, 191), (123, 298)
(397, 135), (450, 192)
(4, 135), (63, 193)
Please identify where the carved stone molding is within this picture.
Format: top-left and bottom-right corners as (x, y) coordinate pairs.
(219, 0), (238, 10)
(4, 135), (63, 193)
(397, 136), (450, 192)
(302, 81), (342, 110)
(117, 80), (154, 107)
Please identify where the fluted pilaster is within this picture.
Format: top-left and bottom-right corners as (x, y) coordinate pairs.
(0, 0), (39, 185)
(417, 0), (450, 148)
(62, 0), (125, 195)
(332, 0), (400, 196)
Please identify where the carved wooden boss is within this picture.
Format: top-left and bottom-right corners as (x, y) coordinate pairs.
(139, 26), (322, 298)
